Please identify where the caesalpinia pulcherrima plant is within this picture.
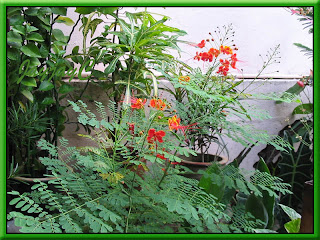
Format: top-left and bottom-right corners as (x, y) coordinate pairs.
(8, 20), (296, 233)
(156, 24), (294, 158)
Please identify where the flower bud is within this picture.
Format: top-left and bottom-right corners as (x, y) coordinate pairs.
(297, 80), (304, 88)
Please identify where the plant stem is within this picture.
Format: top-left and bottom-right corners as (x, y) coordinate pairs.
(125, 196), (133, 233)
(125, 168), (137, 233)
(157, 150), (178, 188)
(64, 14), (81, 51)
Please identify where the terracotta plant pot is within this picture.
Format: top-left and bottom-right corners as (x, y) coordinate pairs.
(179, 154), (228, 180)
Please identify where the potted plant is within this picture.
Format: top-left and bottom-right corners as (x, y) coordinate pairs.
(156, 25), (293, 178)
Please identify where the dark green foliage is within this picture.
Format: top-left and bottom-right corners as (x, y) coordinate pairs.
(257, 118), (313, 233)
(256, 158), (275, 229)
(6, 7), (82, 178)
(90, 10), (186, 103)
(7, 103), (51, 175)
(278, 130), (312, 210)
(245, 193), (268, 229)
(8, 101), (292, 233)
(198, 162), (291, 232)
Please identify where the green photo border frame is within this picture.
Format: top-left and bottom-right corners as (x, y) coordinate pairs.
(1, 1), (319, 239)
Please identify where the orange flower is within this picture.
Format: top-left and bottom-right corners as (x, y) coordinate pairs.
(220, 45), (233, 55)
(168, 115), (182, 131)
(150, 98), (166, 111)
(208, 48), (220, 57)
(131, 97), (147, 109)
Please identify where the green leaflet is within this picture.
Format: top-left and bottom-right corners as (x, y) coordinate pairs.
(292, 103), (313, 115)
(199, 163), (225, 203)
(104, 55), (122, 76)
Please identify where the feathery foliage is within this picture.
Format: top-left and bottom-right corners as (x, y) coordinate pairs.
(7, 100), (292, 233)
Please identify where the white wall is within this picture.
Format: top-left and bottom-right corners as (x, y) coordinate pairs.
(58, 7), (313, 77)
(144, 7), (312, 76)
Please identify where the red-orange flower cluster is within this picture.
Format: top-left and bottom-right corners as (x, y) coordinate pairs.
(194, 51), (213, 62)
(150, 98), (166, 111)
(193, 41), (238, 76)
(194, 45), (234, 63)
(131, 97), (147, 109)
(147, 129), (166, 144)
(168, 115), (198, 137)
(217, 59), (230, 76)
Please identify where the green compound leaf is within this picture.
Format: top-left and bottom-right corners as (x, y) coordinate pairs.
(104, 54), (122, 76)
(75, 7), (97, 14)
(41, 97), (55, 105)
(52, 29), (68, 42)
(279, 204), (301, 221)
(256, 157), (275, 229)
(245, 193), (268, 229)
